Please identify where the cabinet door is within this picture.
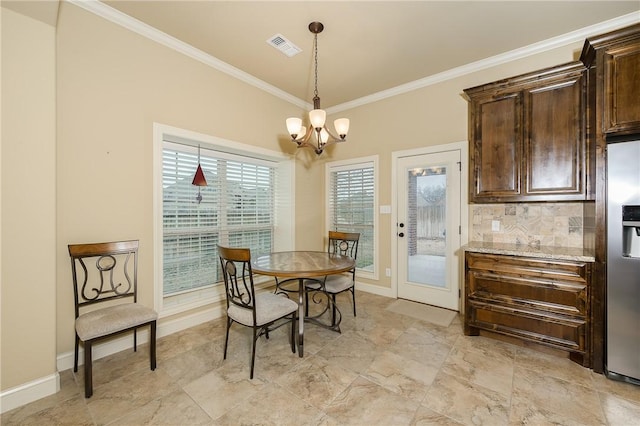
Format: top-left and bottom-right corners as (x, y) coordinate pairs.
(524, 73), (585, 199)
(604, 42), (640, 134)
(470, 93), (522, 201)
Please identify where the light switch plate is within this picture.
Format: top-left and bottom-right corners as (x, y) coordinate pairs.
(492, 220), (500, 232)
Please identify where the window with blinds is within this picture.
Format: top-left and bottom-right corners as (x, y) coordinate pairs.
(162, 142), (275, 296)
(327, 159), (377, 274)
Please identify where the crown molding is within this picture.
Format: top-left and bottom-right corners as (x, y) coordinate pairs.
(327, 11), (639, 114)
(68, 0), (311, 110)
(68, 1), (637, 114)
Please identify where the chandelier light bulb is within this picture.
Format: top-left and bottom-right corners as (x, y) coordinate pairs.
(309, 109), (326, 130)
(334, 118), (350, 139)
(320, 128), (329, 143)
(286, 117), (303, 138)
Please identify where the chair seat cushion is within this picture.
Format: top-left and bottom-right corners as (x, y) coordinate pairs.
(306, 273), (354, 294)
(228, 292), (298, 327)
(76, 303), (158, 341)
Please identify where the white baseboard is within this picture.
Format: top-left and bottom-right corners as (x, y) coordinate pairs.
(0, 373), (59, 414)
(355, 280), (395, 298)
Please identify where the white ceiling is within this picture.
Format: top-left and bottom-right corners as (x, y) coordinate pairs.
(7, 1), (640, 109)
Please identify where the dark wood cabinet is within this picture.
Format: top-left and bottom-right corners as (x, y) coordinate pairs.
(580, 23), (640, 374)
(464, 252), (591, 367)
(582, 23), (640, 135)
(464, 62), (590, 203)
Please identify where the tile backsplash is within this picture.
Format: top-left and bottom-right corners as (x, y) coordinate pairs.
(470, 202), (595, 249)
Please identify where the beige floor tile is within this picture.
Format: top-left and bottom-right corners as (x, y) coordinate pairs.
(325, 376), (420, 425)
(316, 330), (379, 374)
(515, 346), (593, 388)
(389, 327), (453, 370)
(440, 345), (514, 398)
(364, 349), (439, 402)
(599, 391), (640, 425)
(160, 340), (226, 386)
(423, 371), (510, 425)
(108, 389), (212, 425)
(85, 368), (179, 424)
(183, 369), (266, 420)
(211, 382), (325, 426)
(591, 372), (640, 405)
(453, 334), (518, 361)
(509, 365), (606, 425)
(411, 405), (465, 426)
(274, 354), (359, 410)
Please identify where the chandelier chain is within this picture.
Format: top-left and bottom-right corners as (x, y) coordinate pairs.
(313, 33), (319, 99)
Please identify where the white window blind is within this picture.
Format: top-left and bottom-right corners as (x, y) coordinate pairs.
(328, 162), (375, 273)
(162, 142), (275, 295)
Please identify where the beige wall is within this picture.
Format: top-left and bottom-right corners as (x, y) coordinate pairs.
(1, 7), (57, 390)
(1, 0), (602, 403)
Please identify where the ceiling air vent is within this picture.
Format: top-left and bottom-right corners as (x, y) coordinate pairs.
(266, 34), (301, 57)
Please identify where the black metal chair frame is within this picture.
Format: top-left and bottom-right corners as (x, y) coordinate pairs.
(305, 231), (360, 326)
(68, 240), (157, 398)
(218, 245), (297, 379)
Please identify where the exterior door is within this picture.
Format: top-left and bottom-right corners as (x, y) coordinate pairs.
(396, 150), (461, 310)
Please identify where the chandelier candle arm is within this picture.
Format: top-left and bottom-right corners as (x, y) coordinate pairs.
(285, 21), (350, 155)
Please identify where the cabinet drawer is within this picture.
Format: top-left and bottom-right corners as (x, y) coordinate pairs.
(468, 271), (587, 316)
(466, 252), (589, 282)
(467, 300), (586, 352)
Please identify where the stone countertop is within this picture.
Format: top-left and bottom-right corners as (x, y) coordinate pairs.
(462, 241), (595, 262)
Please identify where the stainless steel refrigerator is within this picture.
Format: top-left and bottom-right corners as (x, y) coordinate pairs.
(607, 140), (640, 385)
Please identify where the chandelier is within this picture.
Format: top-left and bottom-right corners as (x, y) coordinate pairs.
(286, 22), (350, 155)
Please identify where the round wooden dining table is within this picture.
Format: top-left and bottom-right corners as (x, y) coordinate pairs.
(251, 251), (355, 357)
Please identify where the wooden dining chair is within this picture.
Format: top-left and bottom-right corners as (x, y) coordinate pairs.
(218, 245), (298, 378)
(305, 231), (360, 325)
(68, 240), (157, 398)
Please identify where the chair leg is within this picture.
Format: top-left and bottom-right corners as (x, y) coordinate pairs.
(331, 294), (337, 327)
(150, 321), (157, 370)
(84, 340), (93, 398)
(133, 329), (138, 352)
(250, 327), (258, 379)
(290, 313), (296, 353)
(223, 317), (231, 360)
(74, 334), (80, 372)
(352, 288), (357, 317)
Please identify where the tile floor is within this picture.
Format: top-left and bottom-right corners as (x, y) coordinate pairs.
(3, 291), (640, 425)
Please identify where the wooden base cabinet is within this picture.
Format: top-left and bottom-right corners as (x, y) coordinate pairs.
(464, 252), (591, 367)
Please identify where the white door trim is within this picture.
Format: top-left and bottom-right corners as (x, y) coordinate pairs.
(391, 141), (469, 309)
